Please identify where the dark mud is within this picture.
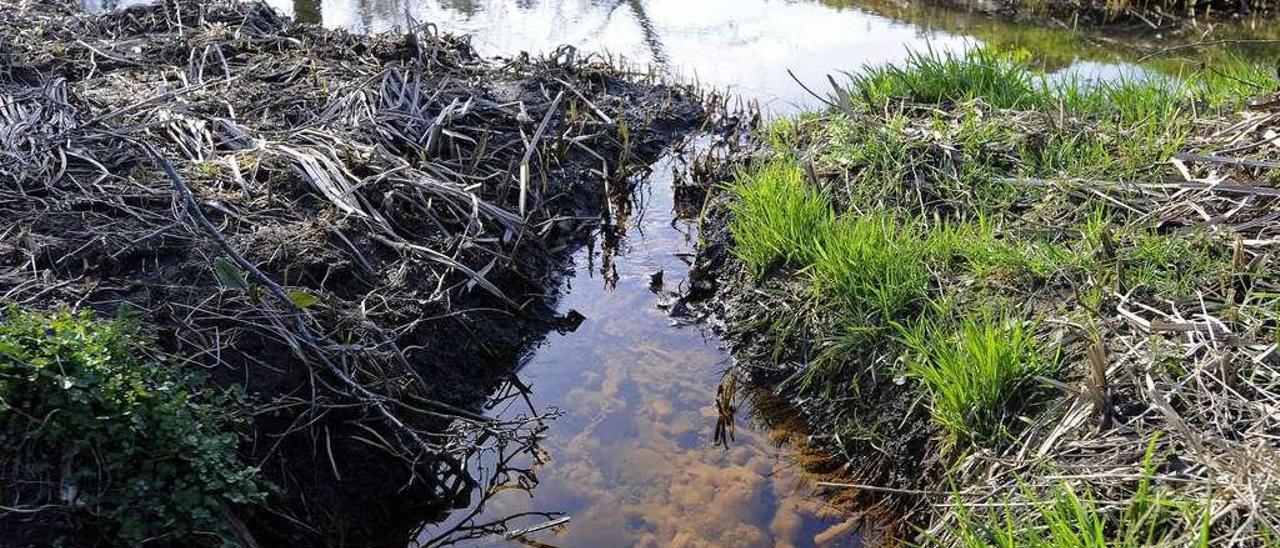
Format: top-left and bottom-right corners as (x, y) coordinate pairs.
(0, 1), (712, 545)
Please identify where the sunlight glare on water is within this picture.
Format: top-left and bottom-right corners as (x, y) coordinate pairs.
(251, 0), (972, 113)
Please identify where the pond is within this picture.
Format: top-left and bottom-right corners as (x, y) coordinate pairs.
(75, 0), (1211, 546)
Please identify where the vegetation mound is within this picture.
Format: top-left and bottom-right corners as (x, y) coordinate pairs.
(693, 48), (1280, 545)
(0, 0), (708, 544)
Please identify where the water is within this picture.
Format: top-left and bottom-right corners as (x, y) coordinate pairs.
(417, 151), (855, 546)
(78, 0), (1162, 545)
(87, 0), (1162, 112)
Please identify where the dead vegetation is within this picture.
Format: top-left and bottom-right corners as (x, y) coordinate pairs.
(0, 0), (707, 544)
(690, 49), (1280, 545)
(923, 104), (1280, 546)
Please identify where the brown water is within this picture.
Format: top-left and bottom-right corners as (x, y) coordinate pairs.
(79, 0), (1162, 545)
(415, 150), (857, 547)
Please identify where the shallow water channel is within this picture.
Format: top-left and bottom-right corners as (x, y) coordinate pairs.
(80, 0), (1161, 545)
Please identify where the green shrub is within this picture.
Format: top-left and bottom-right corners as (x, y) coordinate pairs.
(0, 306), (264, 545)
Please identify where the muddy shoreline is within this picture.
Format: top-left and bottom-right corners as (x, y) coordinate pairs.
(0, 1), (717, 545)
(687, 46), (1280, 546)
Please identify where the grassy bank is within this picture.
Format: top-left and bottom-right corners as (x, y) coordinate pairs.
(914, 0), (1278, 26)
(698, 48), (1280, 544)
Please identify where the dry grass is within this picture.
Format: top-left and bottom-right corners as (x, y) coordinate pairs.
(923, 106), (1280, 545)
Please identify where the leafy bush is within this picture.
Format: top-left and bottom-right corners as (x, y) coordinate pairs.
(0, 306), (264, 545)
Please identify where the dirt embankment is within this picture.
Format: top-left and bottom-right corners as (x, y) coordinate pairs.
(688, 52), (1280, 545)
(0, 1), (710, 545)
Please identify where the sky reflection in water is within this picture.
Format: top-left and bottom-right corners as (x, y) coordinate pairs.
(76, 0), (1148, 545)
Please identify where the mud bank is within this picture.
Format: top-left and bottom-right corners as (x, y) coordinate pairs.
(0, 1), (713, 545)
(898, 0), (1279, 30)
(689, 49), (1280, 545)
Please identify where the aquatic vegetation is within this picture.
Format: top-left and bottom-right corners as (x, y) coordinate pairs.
(0, 307), (263, 545)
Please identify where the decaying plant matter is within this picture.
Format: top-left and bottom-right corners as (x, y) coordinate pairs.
(689, 49), (1280, 545)
(0, 0), (707, 544)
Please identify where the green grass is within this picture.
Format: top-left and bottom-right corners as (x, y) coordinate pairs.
(728, 160), (832, 276)
(723, 40), (1276, 548)
(725, 46), (1255, 458)
(811, 213), (936, 326)
(900, 307), (1057, 447)
(813, 49), (1249, 218)
(851, 48), (1046, 110)
(728, 159), (946, 331)
(954, 212), (1234, 298)
(936, 436), (1213, 547)
(843, 47), (1262, 184)
(955, 217), (1074, 284)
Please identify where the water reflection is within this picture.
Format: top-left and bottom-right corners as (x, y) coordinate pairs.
(232, 0), (973, 113)
(417, 147), (855, 547)
(81, 0), (1173, 113)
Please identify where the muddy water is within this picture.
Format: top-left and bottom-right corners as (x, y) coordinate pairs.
(77, 0), (1154, 545)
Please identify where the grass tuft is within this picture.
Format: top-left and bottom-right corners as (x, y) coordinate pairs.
(937, 436), (1213, 547)
(811, 213), (934, 327)
(900, 307), (1057, 447)
(728, 160), (832, 277)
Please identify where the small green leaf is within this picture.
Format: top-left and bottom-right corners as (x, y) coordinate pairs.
(212, 258), (248, 290)
(285, 289), (320, 309)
